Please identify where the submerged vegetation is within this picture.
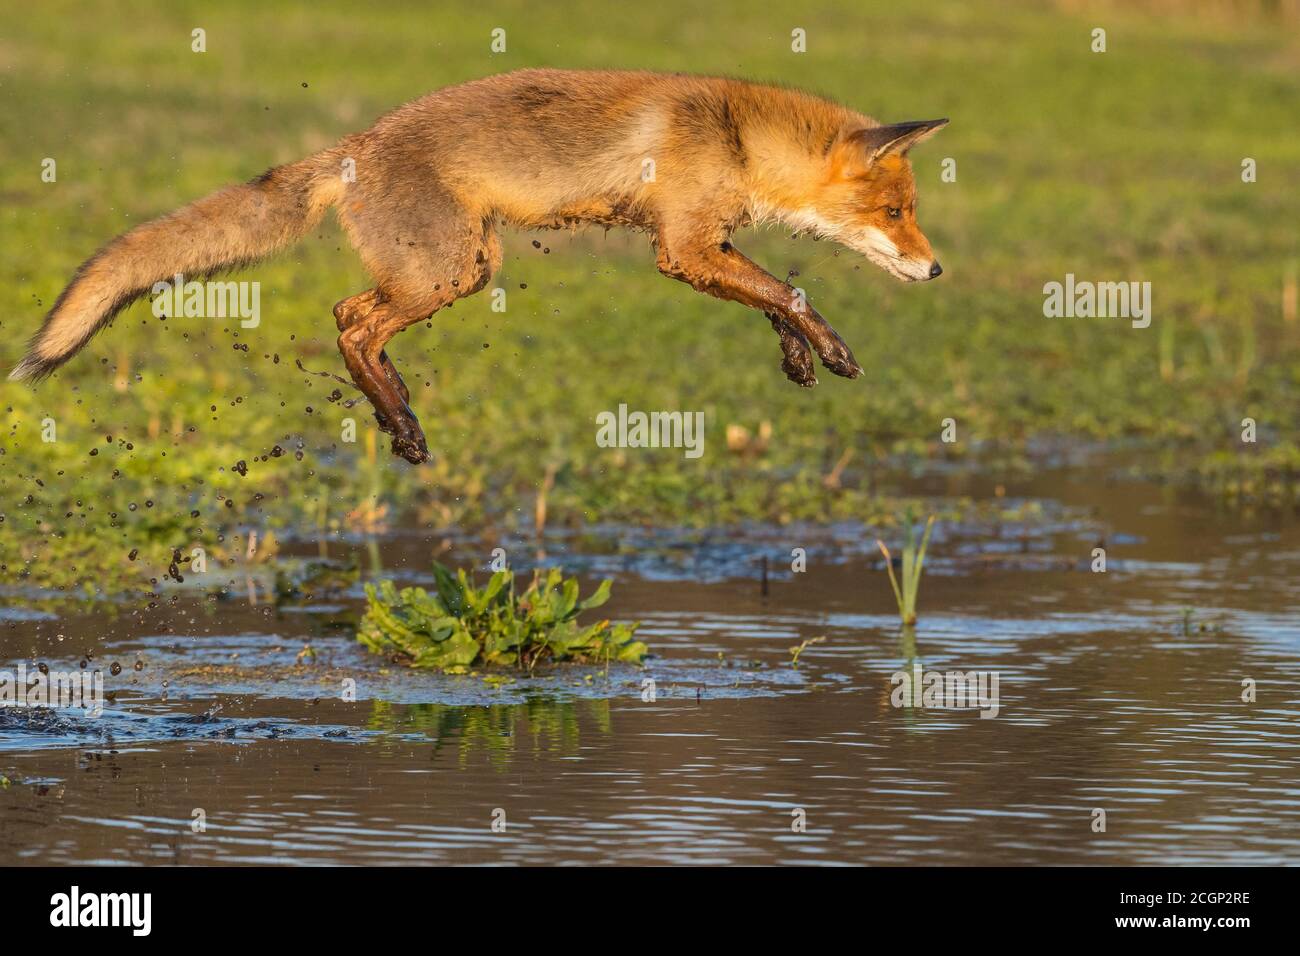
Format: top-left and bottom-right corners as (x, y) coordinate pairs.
(357, 564), (647, 671)
(877, 514), (937, 627)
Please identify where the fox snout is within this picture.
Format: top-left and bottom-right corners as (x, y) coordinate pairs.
(896, 254), (944, 283)
(852, 224), (942, 283)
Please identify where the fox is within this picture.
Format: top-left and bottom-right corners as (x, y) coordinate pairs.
(11, 68), (947, 464)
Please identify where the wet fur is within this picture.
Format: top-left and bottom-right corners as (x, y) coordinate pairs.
(12, 69), (946, 463)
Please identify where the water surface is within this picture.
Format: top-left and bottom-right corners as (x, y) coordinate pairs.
(2, 466), (1298, 864)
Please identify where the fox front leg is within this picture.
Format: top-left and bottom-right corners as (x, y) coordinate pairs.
(656, 239), (862, 384)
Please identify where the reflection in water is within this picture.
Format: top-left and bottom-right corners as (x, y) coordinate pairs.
(896, 624), (920, 728)
(366, 698), (612, 770)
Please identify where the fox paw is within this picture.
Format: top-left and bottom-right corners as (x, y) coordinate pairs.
(782, 350), (818, 388)
(390, 430), (431, 465)
(769, 314), (818, 387)
(817, 340), (863, 380)
(373, 406), (430, 464)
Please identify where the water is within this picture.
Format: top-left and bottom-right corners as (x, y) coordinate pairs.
(2, 466), (1298, 865)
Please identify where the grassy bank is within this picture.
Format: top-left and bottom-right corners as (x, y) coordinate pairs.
(2, 0), (1297, 594)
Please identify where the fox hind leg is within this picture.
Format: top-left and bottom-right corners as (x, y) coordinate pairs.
(333, 289), (410, 410)
(337, 297), (433, 463)
(336, 201), (499, 463)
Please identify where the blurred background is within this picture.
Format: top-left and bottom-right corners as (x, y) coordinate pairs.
(1, 0), (1297, 589)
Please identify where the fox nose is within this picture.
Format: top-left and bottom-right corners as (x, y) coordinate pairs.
(928, 261), (943, 279)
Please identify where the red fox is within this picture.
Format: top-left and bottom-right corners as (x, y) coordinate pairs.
(12, 69), (947, 463)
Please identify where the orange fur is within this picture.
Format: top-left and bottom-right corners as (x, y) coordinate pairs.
(11, 69), (947, 462)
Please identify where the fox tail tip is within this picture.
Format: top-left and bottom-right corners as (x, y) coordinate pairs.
(8, 355), (53, 384)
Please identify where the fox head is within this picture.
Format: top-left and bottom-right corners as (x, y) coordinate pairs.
(812, 118), (948, 282)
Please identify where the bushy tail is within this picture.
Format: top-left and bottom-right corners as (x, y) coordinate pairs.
(10, 149), (345, 382)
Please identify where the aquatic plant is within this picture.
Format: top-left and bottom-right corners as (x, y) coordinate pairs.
(788, 635), (826, 667)
(357, 564), (647, 671)
(876, 514), (937, 627)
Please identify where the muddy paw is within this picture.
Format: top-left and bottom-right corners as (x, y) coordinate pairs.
(769, 314), (818, 388)
(819, 342), (864, 380)
(782, 351), (818, 388)
(390, 430), (431, 465)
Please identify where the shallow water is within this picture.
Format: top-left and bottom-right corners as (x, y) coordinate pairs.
(2, 466), (1298, 865)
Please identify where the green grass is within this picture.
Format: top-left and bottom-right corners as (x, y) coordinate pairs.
(2, 0), (1298, 594)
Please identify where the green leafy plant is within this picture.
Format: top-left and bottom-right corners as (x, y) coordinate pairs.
(357, 563), (647, 672)
(876, 513), (937, 627)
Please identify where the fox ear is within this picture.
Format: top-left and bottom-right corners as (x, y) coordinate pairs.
(859, 119), (949, 159)
(834, 119), (948, 176)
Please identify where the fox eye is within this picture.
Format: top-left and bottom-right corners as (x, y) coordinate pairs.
(886, 207), (902, 219)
